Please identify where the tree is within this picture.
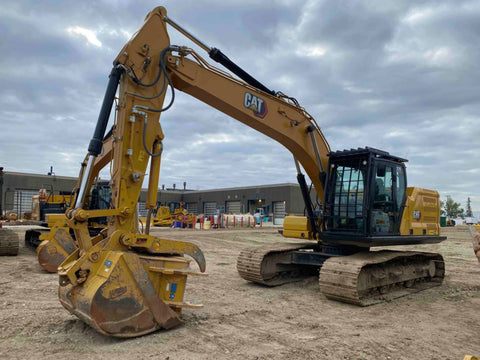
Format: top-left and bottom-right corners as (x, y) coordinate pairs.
(465, 197), (473, 217)
(443, 196), (464, 218)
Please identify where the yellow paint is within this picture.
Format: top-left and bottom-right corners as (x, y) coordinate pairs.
(282, 216), (314, 240)
(399, 187), (441, 236)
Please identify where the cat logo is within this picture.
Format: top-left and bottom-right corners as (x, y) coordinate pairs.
(244, 92), (268, 118)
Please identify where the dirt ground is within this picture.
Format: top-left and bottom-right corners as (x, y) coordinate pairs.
(0, 225), (479, 360)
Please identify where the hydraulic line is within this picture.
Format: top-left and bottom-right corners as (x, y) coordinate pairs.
(163, 13), (275, 95)
(306, 125), (326, 187)
(75, 66), (122, 209)
(294, 157), (319, 239)
(127, 46), (177, 113)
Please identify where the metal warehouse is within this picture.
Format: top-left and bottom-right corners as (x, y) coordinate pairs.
(0, 168), (316, 225)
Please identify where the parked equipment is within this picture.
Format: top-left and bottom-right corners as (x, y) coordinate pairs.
(25, 190), (72, 248)
(35, 179), (111, 272)
(153, 202), (194, 227)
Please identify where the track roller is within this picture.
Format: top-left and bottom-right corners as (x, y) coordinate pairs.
(319, 250), (445, 306)
(237, 242), (317, 286)
(0, 227), (19, 256)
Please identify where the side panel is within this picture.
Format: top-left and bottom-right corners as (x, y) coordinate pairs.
(282, 216), (313, 240)
(399, 187), (441, 236)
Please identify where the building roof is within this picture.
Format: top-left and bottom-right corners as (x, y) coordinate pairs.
(163, 183), (299, 194)
(5, 171), (77, 181)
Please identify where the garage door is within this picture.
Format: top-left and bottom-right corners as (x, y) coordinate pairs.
(186, 202), (198, 215)
(273, 201), (286, 225)
(226, 200), (241, 214)
(203, 202), (216, 216)
(13, 190), (38, 217)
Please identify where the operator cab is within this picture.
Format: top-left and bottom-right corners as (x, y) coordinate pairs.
(321, 147), (409, 246)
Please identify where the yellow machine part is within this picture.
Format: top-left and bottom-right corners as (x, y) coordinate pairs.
(45, 213), (67, 228)
(31, 194), (71, 221)
(45, 194), (71, 204)
(6, 213), (18, 221)
(58, 232), (204, 338)
(153, 207), (194, 227)
(282, 216), (313, 240)
(153, 206), (174, 226)
(37, 219), (77, 272)
(399, 187), (442, 236)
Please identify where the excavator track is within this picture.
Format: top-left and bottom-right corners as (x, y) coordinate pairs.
(237, 242), (316, 286)
(319, 250), (445, 306)
(0, 228), (19, 256)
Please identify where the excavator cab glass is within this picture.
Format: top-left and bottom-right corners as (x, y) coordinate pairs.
(371, 162), (406, 235)
(321, 147), (407, 245)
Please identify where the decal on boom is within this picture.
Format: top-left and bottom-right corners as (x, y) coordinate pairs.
(244, 92), (268, 118)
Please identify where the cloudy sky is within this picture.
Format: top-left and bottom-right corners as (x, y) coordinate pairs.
(1, 0), (479, 211)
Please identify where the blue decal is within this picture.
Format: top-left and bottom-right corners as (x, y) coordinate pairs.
(169, 293), (175, 300)
(171, 283), (177, 293)
(105, 260), (112, 267)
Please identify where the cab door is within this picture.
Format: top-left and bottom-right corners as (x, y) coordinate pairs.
(370, 161), (406, 235)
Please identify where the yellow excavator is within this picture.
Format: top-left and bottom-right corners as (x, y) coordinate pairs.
(54, 6), (445, 337)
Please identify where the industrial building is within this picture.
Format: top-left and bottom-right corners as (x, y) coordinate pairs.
(0, 168), (315, 225)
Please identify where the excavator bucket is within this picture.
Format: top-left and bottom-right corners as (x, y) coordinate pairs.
(0, 226), (19, 256)
(58, 235), (205, 338)
(37, 227), (77, 272)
